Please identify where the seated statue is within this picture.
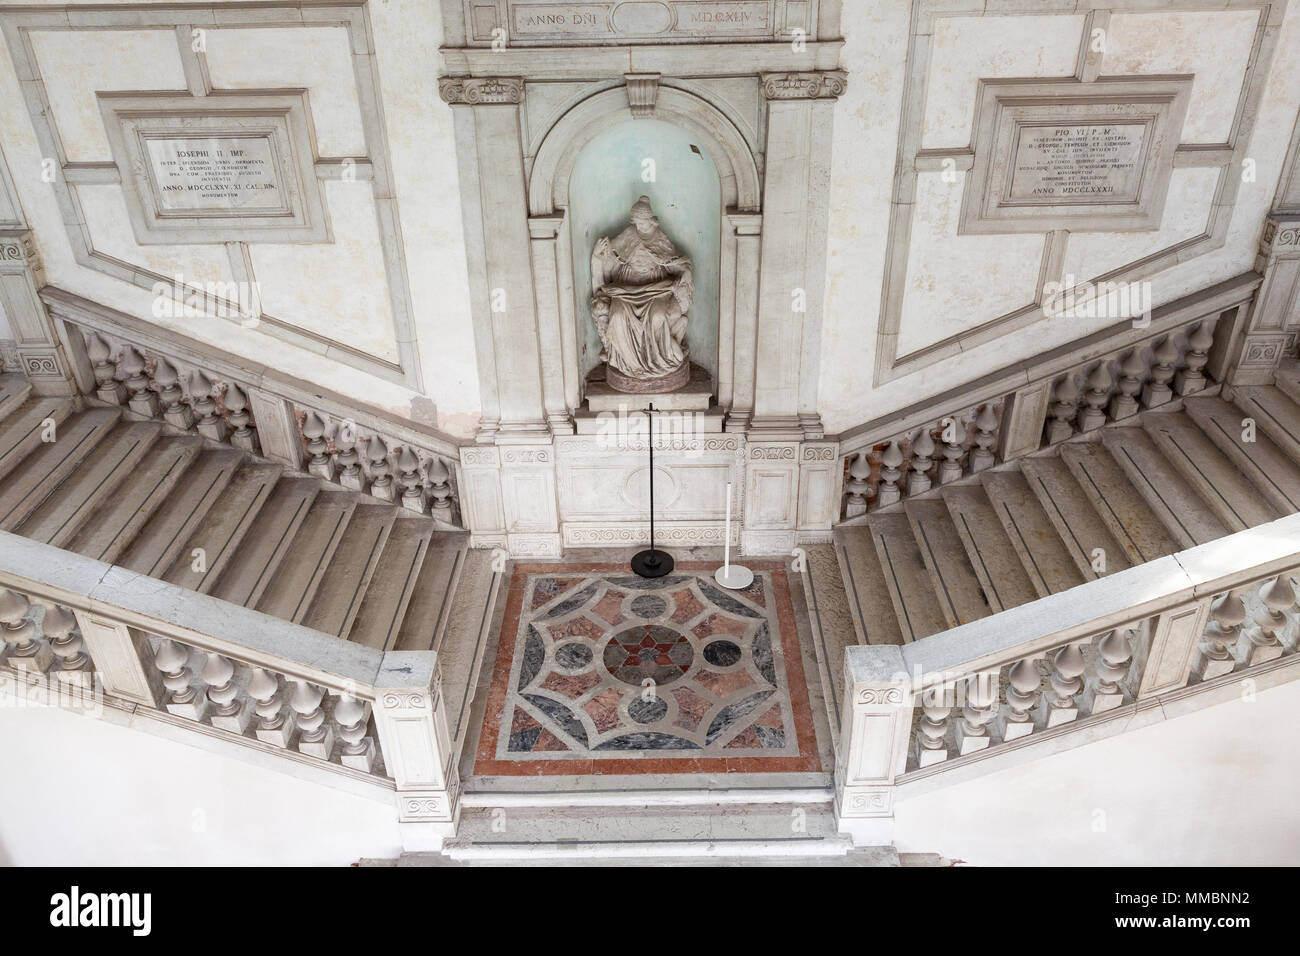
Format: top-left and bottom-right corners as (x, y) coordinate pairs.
(590, 196), (693, 392)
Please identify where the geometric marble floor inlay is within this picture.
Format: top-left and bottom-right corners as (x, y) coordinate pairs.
(474, 561), (821, 775)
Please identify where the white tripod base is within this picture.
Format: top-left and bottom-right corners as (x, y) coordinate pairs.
(714, 564), (754, 589)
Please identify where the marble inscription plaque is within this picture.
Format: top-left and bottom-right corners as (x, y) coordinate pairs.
(960, 77), (1192, 235)
(99, 91), (330, 244)
(1008, 123), (1147, 205)
(480, 0), (793, 43)
(146, 135), (287, 215)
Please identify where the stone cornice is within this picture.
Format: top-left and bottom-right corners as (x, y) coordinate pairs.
(761, 71), (847, 100)
(438, 76), (524, 105)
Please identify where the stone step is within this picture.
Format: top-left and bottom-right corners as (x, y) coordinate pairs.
(0, 397), (74, 484)
(905, 498), (993, 628)
(0, 373), (32, 421)
(65, 436), (204, 563)
(119, 448), (244, 577)
(979, 469), (1085, 597)
(0, 407), (119, 531)
(832, 525), (904, 646)
(208, 477), (321, 608)
(865, 513), (949, 642)
(1275, 358), (1300, 407)
(349, 516), (435, 650)
(1233, 385), (1300, 463)
(300, 503), (396, 638)
(256, 490), (357, 624)
(1098, 426), (1230, 546)
(1019, 456), (1133, 579)
(392, 533), (468, 652)
(17, 420), (161, 546)
(940, 483), (1039, 611)
(1058, 441), (1181, 565)
(1142, 411), (1281, 531)
(1183, 395), (1300, 514)
(162, 461), (283, 593)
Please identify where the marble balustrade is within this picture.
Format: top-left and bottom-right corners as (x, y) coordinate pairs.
(0, 531), (461, 847)
(835, 511), (1300, 845)
(47, 303), (463, 528)
(838, 305), (1238, 520)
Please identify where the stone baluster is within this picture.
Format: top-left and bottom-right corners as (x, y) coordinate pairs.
(427, 457), (454, 521)
(154, 638), (205, 719)
(120, 346), (159, 418)
(1195, 589), (1245, 680)
(915, 683), (952, 767)
(190, 370), (227, 442)
(1237, 576), (1293, 667)
(367, 435), (394, 502)
(1077, 361), (1112, 432)
(0, 588), (49, 673)
(334, 693), (376, 772)
(248, 667), (295, 747)
(41, 603), (91, 685)
(86, 332), (126, 404)
(844, 452), (873, 518)
(1039, 642), (1085, 726)
(201, 652), (251, 733)
(876, 441), (904, 508)
(303, 412), (335, 481)
(1045, 375), (1080, 444)
(153, 357), (194, 430)
(335, 424), (364, 491)
(999, 656), (1041, 741)
(290, 679), (334, 760)
(398, 446), (427, 514)
(1141, 335), (1180, 409)
(906, 428), (935, 496)
(937, 418), (966, 484)
(969, 403), (1000, 472)
(1108, 348), (1147, 421)
(1175, 321), (1215, 396)
(955, 670), (999, 754)
(225, 383), (259, 453)
(1085, 629), (1132, 713)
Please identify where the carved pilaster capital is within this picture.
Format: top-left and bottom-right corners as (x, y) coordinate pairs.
(761, 71), (847, 100)
(438, 76), (524, 105)
(0, 228), (42, 280)
(625, 72), (660, 118)
(1261, 216), (1300, 257)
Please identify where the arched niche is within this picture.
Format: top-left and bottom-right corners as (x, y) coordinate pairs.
(527, 85), (763, 421)
(569, 120), (721, 384)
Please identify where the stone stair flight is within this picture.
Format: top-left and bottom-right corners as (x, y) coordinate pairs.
(835, 372), (1300, 646)
(0, 377), (467, 653)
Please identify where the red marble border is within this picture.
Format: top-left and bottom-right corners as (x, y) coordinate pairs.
(473, 561), (823, 777)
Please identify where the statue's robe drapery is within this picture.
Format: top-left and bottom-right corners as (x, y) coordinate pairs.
(591, 224), (693, 378)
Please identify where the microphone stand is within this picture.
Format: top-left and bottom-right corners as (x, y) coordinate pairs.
(630, 402), (673, 578)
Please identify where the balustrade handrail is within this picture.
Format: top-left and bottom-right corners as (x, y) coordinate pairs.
(0, 531), (389, 693)
(853, 511), (1300, 691)
(833, 271), (1258, 458)
(40, 286), (467, 461)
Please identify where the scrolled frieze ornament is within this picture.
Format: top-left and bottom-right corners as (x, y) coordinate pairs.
(438, 76), (524, 105)
(761, 71), (848, 100)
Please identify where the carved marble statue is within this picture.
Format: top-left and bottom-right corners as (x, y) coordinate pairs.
(590, 196), (693, 392)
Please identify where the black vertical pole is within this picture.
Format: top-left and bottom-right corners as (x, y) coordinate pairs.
(631, 402), (673, 577)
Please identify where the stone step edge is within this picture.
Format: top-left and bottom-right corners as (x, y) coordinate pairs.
(458, 786), (835, 808)
(442, 837), (855, 860)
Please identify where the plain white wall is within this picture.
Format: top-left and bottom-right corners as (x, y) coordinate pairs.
(895, 678), (1300, 866)
(0, 702), (402, 866)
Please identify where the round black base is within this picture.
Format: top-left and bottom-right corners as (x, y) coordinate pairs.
(630, 548), (674, 578)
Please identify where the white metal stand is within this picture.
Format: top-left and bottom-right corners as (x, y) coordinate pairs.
(714, 481), (753, 589)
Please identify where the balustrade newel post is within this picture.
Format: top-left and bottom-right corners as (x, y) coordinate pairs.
(837, 646), (911, 847)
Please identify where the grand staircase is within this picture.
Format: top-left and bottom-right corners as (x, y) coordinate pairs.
(835, 362), (1300, 645)
(0, 375), (467, 652)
